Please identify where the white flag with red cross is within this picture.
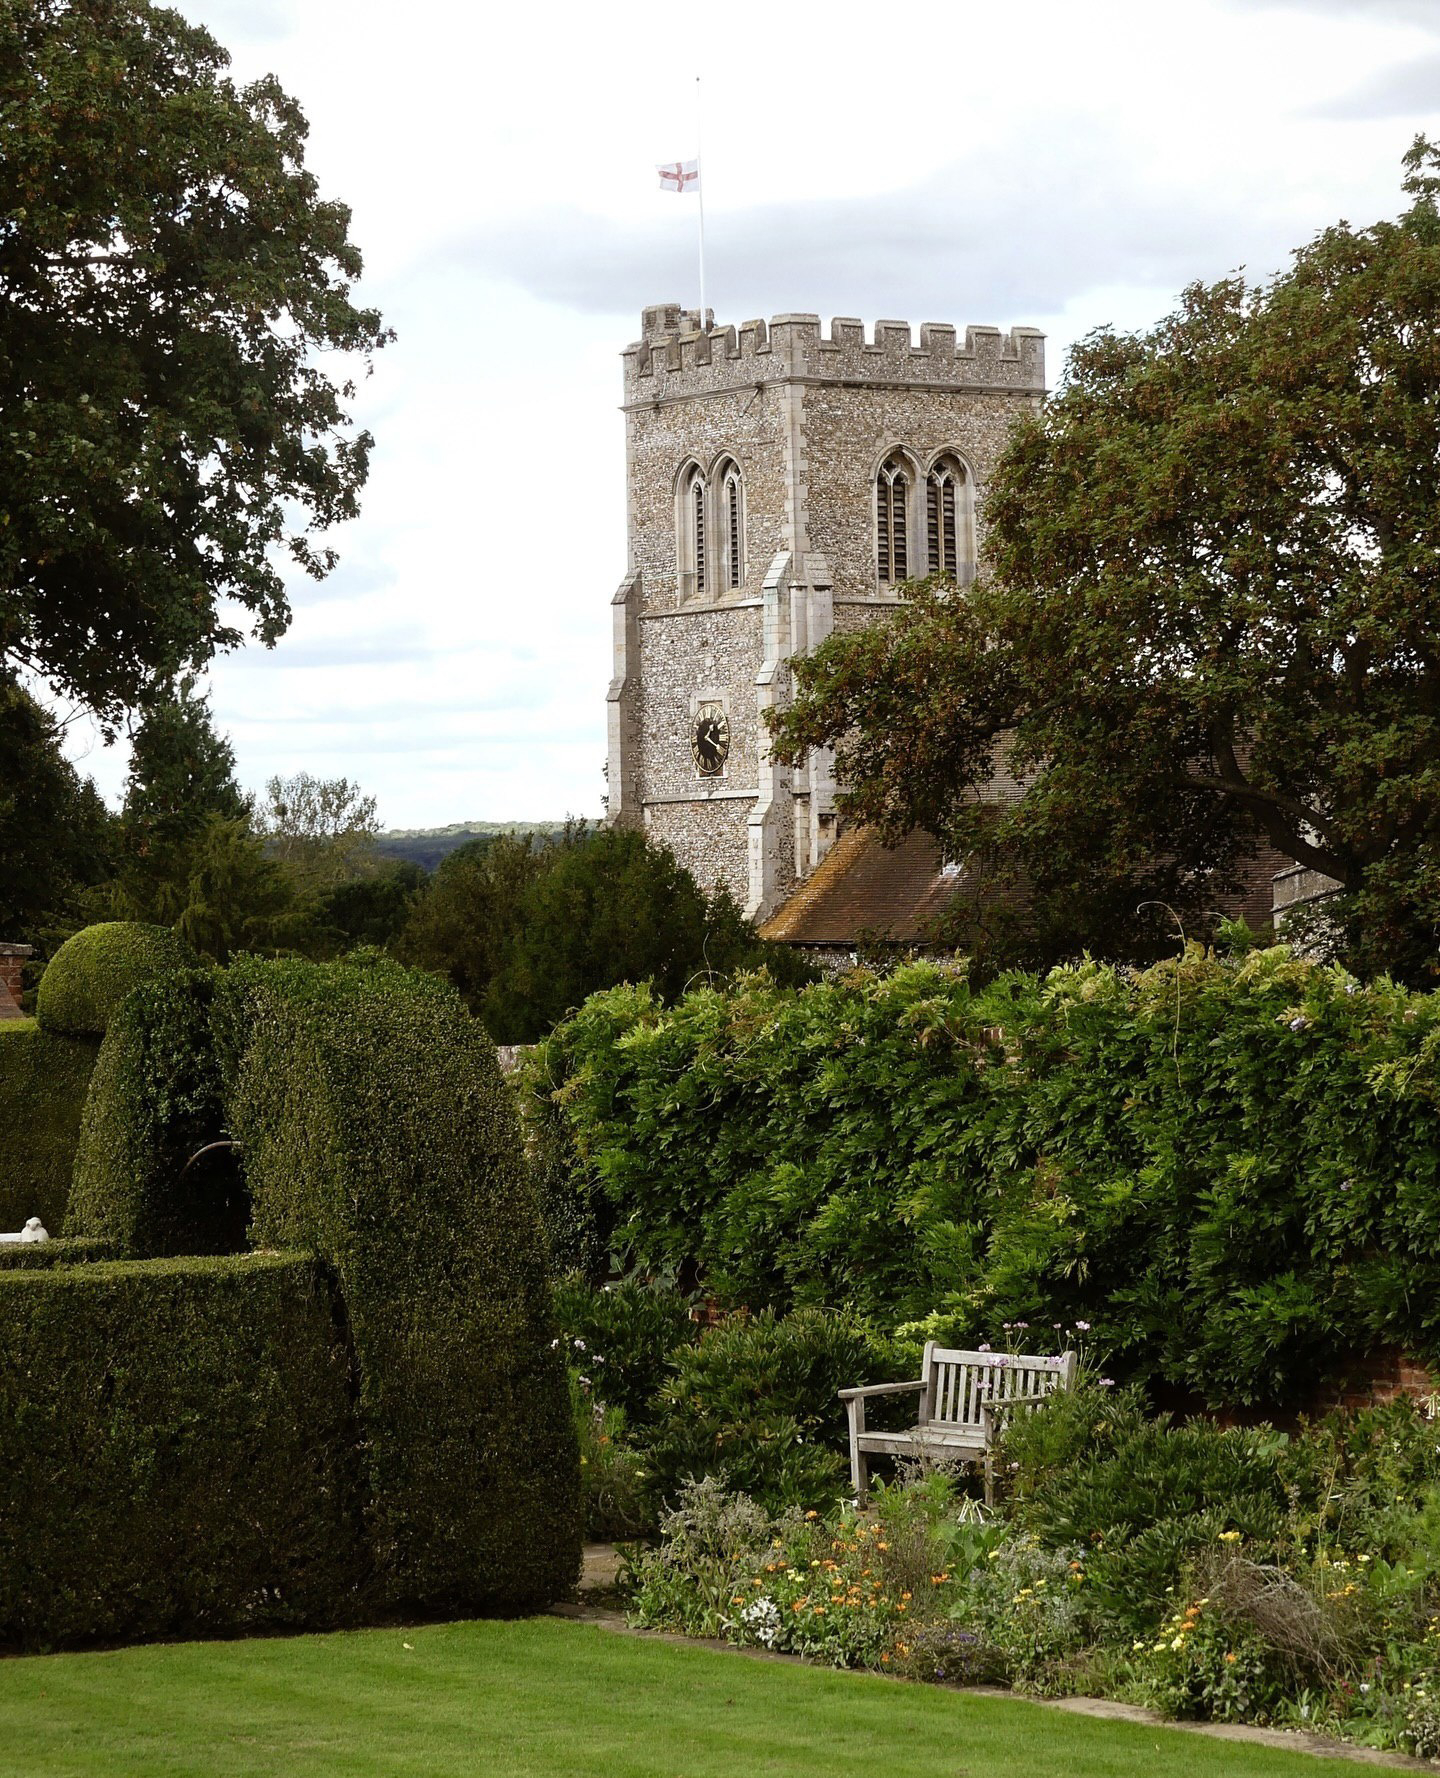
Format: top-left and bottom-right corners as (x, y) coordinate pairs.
(657, 159), (700, 194)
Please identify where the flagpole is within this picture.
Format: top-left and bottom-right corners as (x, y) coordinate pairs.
(695, 75), (707, 326)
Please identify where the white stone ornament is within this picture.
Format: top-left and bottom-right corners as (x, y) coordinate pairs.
(0, 1217), (49, 1244)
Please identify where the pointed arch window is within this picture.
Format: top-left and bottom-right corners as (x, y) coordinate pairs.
(876, 455), (911, 584)
(926, 456), (966, 580)
(678, 463), (707, 599)
(717, 458), (744, 591)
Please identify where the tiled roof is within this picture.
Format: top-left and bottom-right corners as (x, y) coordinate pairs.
(759, 827), (963, 946)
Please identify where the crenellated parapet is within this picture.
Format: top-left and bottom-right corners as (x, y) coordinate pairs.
(624, 304), (1045, 402)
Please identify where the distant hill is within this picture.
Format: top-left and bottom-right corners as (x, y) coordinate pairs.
(372, 821), (575, 873)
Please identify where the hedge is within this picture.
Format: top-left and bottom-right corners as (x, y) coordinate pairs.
(0, 1236), (114, 1270)
(65, 970), (245, 1258)
(0, 1021), (98, 1230)
(0, 1252), (366, 1650)
(36, 921), (199, 1038)
(221, 955), (581, 1611)
(532, 947), (1440, 1408)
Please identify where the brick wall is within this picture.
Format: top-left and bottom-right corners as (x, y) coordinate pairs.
(0, 944), (31, 1018)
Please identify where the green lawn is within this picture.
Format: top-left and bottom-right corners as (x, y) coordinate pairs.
(0, 1615), (1359, 1777)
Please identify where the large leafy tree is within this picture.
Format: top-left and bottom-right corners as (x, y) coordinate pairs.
(0, 0), (390, 722)
(770, 140), (1440, 979)
(0, 675), (111, 934)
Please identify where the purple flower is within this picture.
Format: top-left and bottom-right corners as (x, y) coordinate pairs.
(978, 1343), (992, 1352)
(1013, 1321), (1029, 1330)
(1075, 1320), (1091, 1332)
(1053, 1322), (1063, 1330)
(1099, 1378), (1115, 1388)
(1002, 1322), (1012, 1332)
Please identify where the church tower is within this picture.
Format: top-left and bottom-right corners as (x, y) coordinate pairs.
(605, 304), (1045, 922)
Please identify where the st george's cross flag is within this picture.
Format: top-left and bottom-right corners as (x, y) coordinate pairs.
(657, 159), (700, 194)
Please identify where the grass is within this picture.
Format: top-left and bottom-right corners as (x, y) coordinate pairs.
(0, 1614), (1361, 1778)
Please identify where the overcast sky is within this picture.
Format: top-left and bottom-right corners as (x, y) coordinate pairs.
(62, 0), (1440, 829)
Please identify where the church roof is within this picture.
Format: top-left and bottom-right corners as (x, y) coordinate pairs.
(759, 827), (965, 948)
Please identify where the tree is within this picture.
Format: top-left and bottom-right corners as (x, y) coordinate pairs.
(398, 826), (811, 1042)
(121, 677), (248, 851)
(0, 0), (390, 723)
(251, 771), (379, 895)
(770, 140), (1440, 979)
(0, 675), (112, 936)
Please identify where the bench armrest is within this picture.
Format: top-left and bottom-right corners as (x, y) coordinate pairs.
(981, 1389), (1058, 1409)
(838, 1380), (924, 1401)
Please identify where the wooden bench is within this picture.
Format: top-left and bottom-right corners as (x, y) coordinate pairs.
(839, 1343), (1077, 1507)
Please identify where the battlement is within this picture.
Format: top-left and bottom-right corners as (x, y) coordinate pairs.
(624, 303), (1045, 398)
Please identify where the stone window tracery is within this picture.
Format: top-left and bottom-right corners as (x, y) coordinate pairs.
(926, 455), (969, 581)
(876, 455), (911, 584)
(719, 460), (744, 591)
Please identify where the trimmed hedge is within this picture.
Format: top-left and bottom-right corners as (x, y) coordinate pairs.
(0, 1021), (98, 1230)
(0, 1236), (114, 1270)
(0, 1252), (366, 1650)
(36, 921), (198, 1038)
(535, 948), (1440, 1409)
(65, 970), (245, 1258)
(221, 955), (581, 1611)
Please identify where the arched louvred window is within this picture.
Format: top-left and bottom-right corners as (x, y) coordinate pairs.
(717, 458), (744, 591)
(691, 472), (707, 592)
(876, 456), (910, 583)
(926, 456), (965, 580)
(678, 463), (707, 598)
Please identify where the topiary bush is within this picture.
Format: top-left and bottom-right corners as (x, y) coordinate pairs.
(0, 1236), (114, 1270)
(0, 1252), (366, 1650)
(219, 954), (581, 1611)
(645, 1308), (909, 1513)
(0, 1021), (100, 1230)
(36, 921), (199, 1038)
(65, 969), (245, 1258)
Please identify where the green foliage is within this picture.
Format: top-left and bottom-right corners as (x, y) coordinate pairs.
(65, 969), (244, 1258)
(121, 678), (249, 852)
(400, 825), (812, 1043)
(0, 1236), (113, 1269)
(36, 920), (199, 1037)
(0, 0), (390, 721)
(537, 949), (1440, 1406)
(565, 1356), (654, 1541)
(769, 143), (1440, 979)
(220, 954), (580, 1610)
(646, 1309), (905, 1512)
(550, 1276), (696, 1429)
(0, 677), (113, 934)
(295, 860), (426, 958)
(252, 772), (380, 896)
(0, 1021), (97, 1229)
(0, 1252), (365, 1649)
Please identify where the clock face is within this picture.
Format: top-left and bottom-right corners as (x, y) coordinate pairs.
(692, 704), (730, 777)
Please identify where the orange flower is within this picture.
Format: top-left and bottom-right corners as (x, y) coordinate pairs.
(805, 1510), (819, 1520)
(1225, 1652), (1238, 1664)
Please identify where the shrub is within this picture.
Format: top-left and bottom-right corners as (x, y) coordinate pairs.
(550, 1277), (696, 1429)
(565, 1359), (654, 1541)
(536, 948), (1440, 1407)
(0, 1236), (114, 1270)
(220, 954), (581, 1611)
(65, 969), (244, 1258)
(36, 921), (199, 1037)
(0, 1022), (98, 1229)
(0, 1252), (366, 1650)
(645, 1308), (906, 1512)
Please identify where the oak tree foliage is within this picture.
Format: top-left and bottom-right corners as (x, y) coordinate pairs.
(769, 141), (1440, 978)
(0, 0), (391, 722)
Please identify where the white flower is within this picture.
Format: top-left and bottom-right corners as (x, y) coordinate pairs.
(550, 1338), (560, 1349)
(573, 1339), (586, 1352)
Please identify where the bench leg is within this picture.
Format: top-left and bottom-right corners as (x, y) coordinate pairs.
(846, 1397), (869, 1509)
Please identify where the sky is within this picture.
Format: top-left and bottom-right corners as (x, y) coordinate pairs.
(60, 0), (1440, 830)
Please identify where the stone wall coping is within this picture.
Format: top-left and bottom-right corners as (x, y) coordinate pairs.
(0, 944), (33, 958)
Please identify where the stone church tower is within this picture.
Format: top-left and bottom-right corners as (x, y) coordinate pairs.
(605, 303), (1045, 922)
